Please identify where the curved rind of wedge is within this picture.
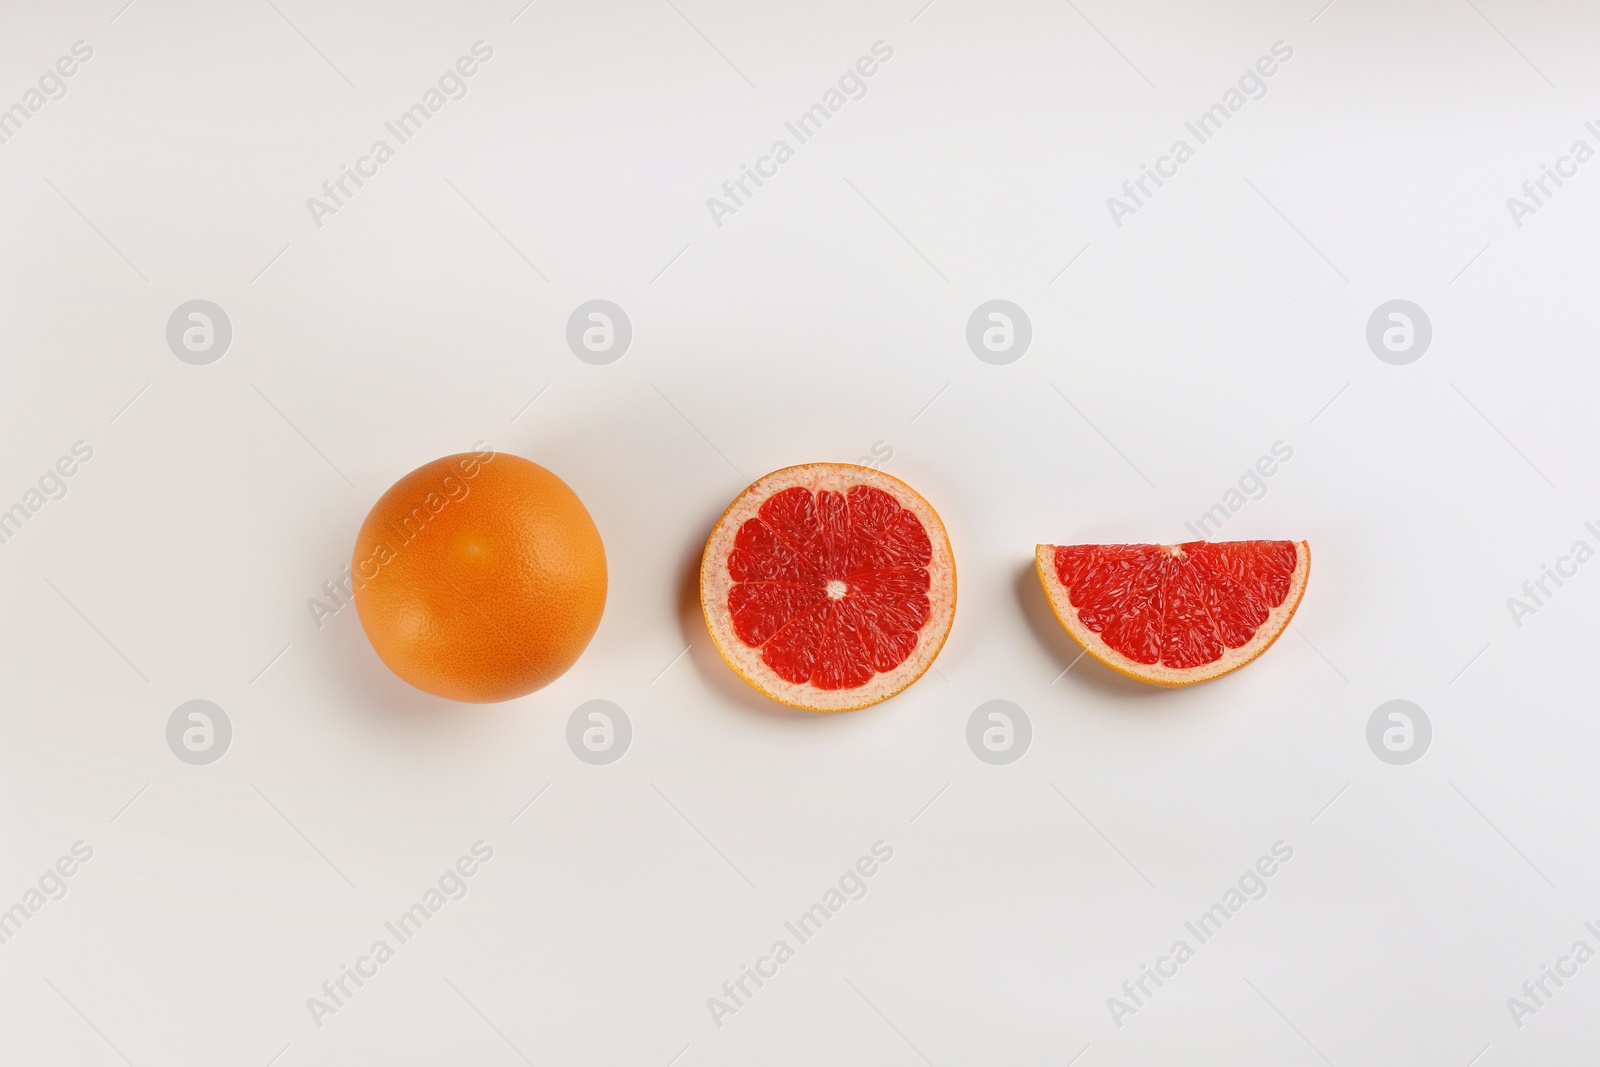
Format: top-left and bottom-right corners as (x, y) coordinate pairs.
(1034, 541), (1310, 687)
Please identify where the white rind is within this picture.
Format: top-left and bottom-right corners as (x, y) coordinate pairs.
(1035, 541), (1310, 687)
(701, 464), (956, 712)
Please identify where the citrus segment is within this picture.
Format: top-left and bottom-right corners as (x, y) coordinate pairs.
(702, 465), (956, 711)
(1035, 540), (1309, 686)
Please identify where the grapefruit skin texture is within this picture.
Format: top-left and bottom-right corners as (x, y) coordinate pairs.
(1035, 541), (1309, 687)
(352, 452), (606, 703)
(701, 464), (956, 712)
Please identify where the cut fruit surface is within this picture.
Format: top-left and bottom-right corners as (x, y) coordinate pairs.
(701, 464), (956, 711)
(1035, 540), (1309, 687)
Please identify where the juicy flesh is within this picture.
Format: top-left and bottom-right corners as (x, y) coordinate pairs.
(727, 485), (933, 689)
(1053, 541), (1297, 669)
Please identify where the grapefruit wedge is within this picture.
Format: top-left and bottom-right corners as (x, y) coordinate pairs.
(1035, 540), (1309, 686)
(701, 464), (956, 711)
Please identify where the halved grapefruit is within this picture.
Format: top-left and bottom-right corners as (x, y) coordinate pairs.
(701, 464), (956, 711)
(1036, 540), (1309, 686)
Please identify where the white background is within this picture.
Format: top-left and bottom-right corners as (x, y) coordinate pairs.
(2, 0), (1598, 1063)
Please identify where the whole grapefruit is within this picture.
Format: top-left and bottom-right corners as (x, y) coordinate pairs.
(352, 450), (606, 702)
